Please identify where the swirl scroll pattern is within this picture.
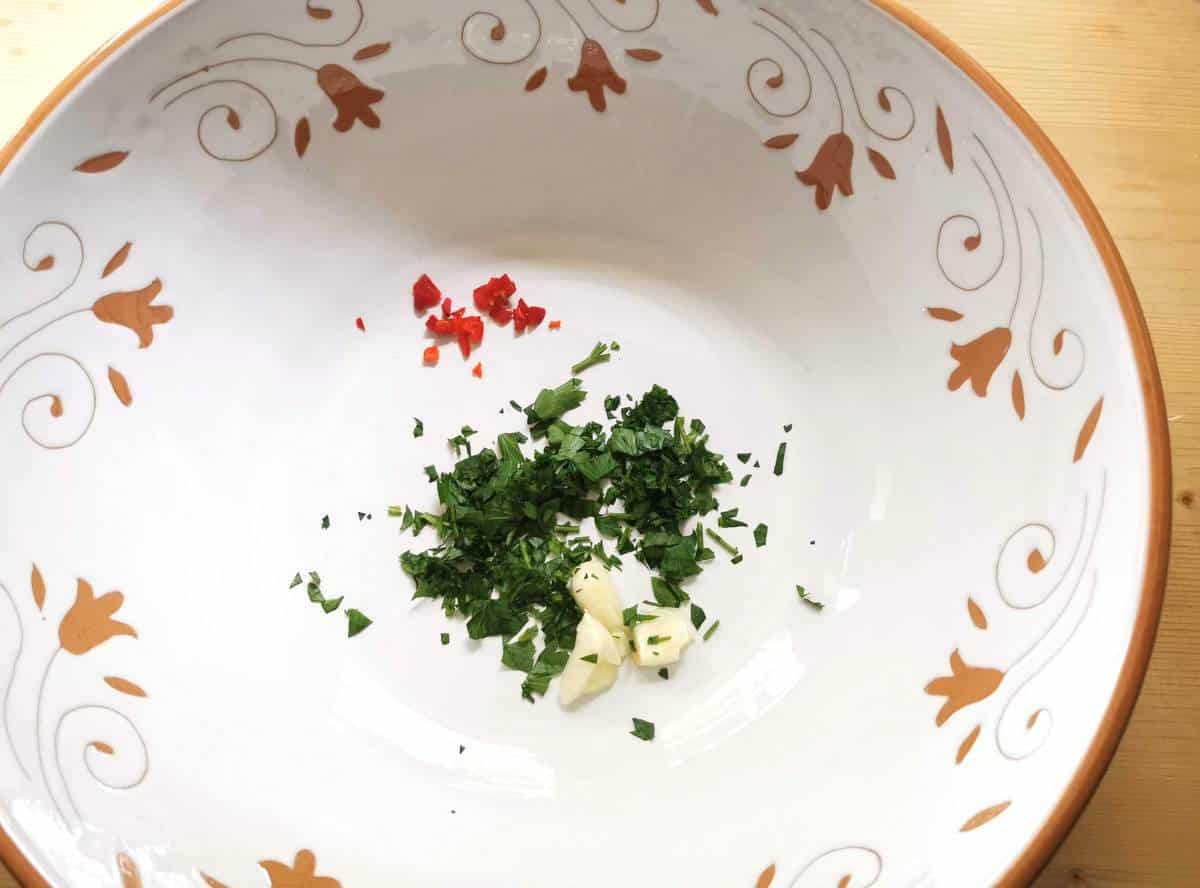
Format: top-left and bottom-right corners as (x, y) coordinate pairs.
(152, 0), (389, 163)
(0, 566), (148, 829)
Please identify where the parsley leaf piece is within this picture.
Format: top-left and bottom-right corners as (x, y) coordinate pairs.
(289, 573), (302, 589)
(346, 609), (373, 638)
(321, 515), (330, 530)
(773, 442), (787, 476)
(718, 508), (748, 529)
(702, 620), (720, 641)
(501, 636), (536, 673)
(706, 527), (740, 557)
(413, 418), (425, 438)
(737, 452), (752, 464)
(321, 596), (344, 614)
(604, 395), (622, 420)
(797, 585), (824, 612)
(521, 648), (570, 701)
(690, 602), (707, 631)
(753, 523), (769, 548)
(784, 423), (793, 433)
(740, 474), (752, 487)
(630, 718), (656, 742)
(646, 635), (672, 646)
(581, 653), (599, 664)
(658, 668), (669, 680)
(731, 553), (744, 565)
(571, 342), (612, 375)
(424, 465), (438, 482)
(651, 577), (688, 607)
(441, 632), (450, 646)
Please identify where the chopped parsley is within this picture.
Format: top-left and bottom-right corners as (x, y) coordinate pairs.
(718, 508), (747, 529)
(413, 418), (425, 438)
(690, 603), (707, 630)
(705, 527), (739, 558)
(646, 635), (672, 646)
(571, 342), (614, 375)
(321, 515), (330, 530)
(702, 620), (720, 641)
(740, 474), (752, 487)
(346, 609), (373, 637)
(774, 442), (787, 476)
(797, 585), (824, 612)
(321, 596), (344, 614)
(753, 523), (769, 548)
(441, 632), (450, 645)
(397, 377), (738, 700)
(784, 423), (793, 433)
(658, 668), (669, 680)
(289, 573), (302, 589)
(581, 653), (599, 664)
(737, 452), (751, 464)
(630, 718), (655, 742)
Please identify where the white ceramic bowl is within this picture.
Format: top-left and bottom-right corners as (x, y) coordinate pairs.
(0, 1), (1169, 885)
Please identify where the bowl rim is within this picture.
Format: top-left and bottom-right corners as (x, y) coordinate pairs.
(0, 1), (1171, 885)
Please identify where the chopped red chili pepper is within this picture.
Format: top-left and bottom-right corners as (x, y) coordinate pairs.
(461, 315), (484, 345)
(490, 306), (513, 326)
(525, 303), (546, 328)
(441, 297), (453, 318)
(472, 362), (483, 379)
(457, 331), (473, 359)
(549, 320), (562, 330)
(355, 316), (366, 332)
(423, 345), (440, 365)
(413, 274), (442, 312)
(473, 274), (518, 313)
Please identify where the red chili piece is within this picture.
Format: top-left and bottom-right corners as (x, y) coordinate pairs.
(473, 274), (517, 313)
(423, 345), (440, 365)
(355, 316), (366, 332)
(457, 331), (473, 359)
(549, 320), (562, 330)
(472, 362), (483, 379)
(413, 274), (442, 312)
(441, 297), (453, 318)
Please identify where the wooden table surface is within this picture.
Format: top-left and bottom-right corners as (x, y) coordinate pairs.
(0, 0), (1196, 885)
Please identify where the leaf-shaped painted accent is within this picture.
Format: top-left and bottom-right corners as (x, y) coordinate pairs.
(353, 42), (392, 61)
(34, 256), (55, 271)
(295, 117), (312, 158)
(1027, 548), (1047, 573)
(927, 307), (963, 322)
(491, 21), (506, 41)
(867, 147), (896, 180)
(1012, 370), (1026, 420)
(75, 151), (129, 174)
(525, 66), (548, 92)
(696, 0), (719, 14)
(49, 396), (63, 418)
(108, 367), (133, 407)
(838, 876), (851, 888)
(1073, 398), (1104, 463)
(877, 87), (892, 112)
(956, 724), (981, 764)
(226, 109), (241, 131)
(763, 133), (799, 150)
(91, 741), (114, 755)
(1027, 709), (1045, 729)
(964, 233), (982, 251)
(766, 71), (784, 89)
(756, 863), (776, 888)
(104, 676), (147, 697)
(967, 597), (987, 630)
(306, 2), (333, 19)
(31, 564), (46, 611)
(117, 852), (142, 888)
(1053, 329), (1065, 355)
(626, 48), (663, 62)
(961, 801), (1011, 832)
(936, 106), (954, 172)
(201, 876), (231, 888)
(102, 242), (132, 279)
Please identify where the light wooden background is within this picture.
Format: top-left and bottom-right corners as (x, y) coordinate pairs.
(0, 0), (1196, 885)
